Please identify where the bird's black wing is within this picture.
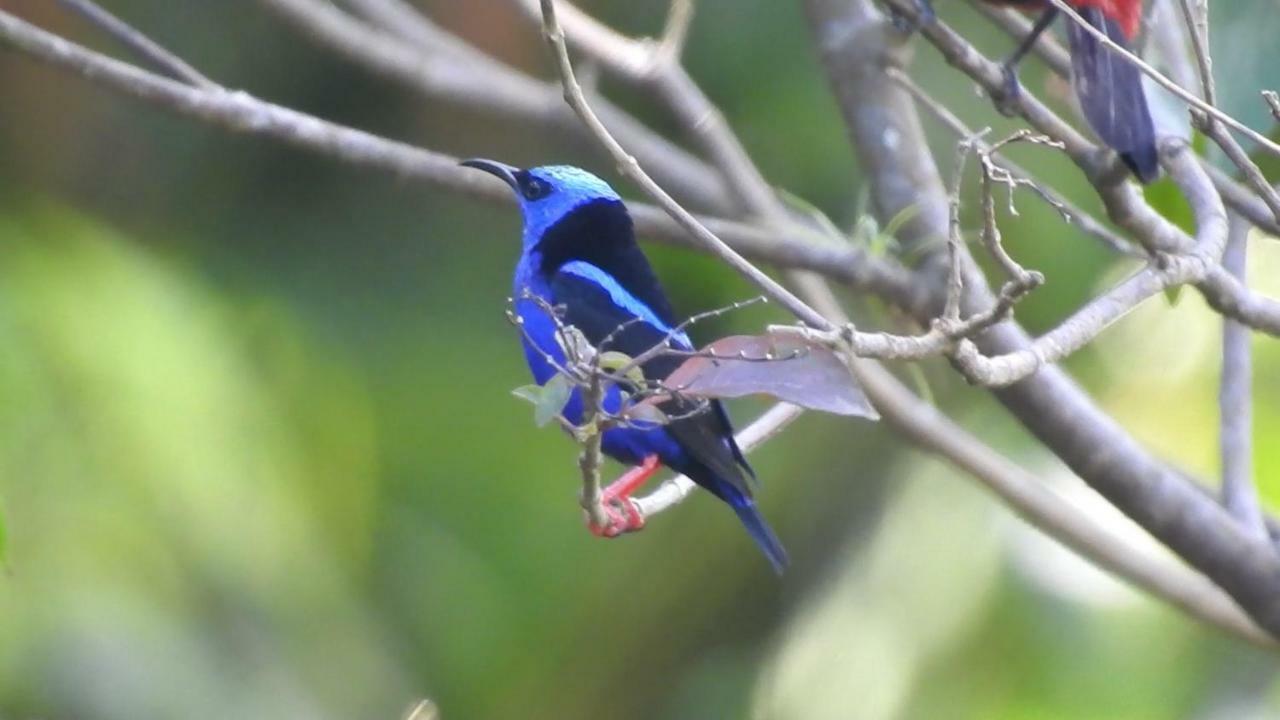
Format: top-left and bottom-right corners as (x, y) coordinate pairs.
(548, 262), (755, 498)
(1066, 7), (1159, 182)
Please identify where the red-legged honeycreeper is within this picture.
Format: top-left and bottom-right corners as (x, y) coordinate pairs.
(462, 159), (788, 573)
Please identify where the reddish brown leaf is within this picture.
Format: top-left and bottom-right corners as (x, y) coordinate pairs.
(662, 334), (878, 418)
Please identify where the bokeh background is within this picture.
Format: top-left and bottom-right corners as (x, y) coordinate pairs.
(1, 1), (1279, 718)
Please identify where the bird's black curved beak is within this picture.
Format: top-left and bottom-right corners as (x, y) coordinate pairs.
(460, 158), (520, 190)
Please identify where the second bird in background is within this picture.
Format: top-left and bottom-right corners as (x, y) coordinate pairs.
(915, 0), (1159, 182)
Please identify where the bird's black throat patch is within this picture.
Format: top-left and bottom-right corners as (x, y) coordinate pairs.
(535, 198), (679, 326)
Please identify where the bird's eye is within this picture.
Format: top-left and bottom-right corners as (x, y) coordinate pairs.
(521, 177), (552, 201)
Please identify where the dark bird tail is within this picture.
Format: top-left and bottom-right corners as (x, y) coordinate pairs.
(730, 497), (789, 574)
(1065, 8), (1159, 183)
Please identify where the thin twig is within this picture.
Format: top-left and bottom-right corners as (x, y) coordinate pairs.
(55, 0), (216, 88)
(1199, 119), (1280, 226)
(1172, 0), (1280, 226)
(887, 66), (1140, 257)
(656, 0), (694, 62)
(1204, 163), (1280, 238)
(1175, 0), (1214, 105)
(577, 370), (608, 529)
(977, 137), (1044, 285)
(948, 140), (1231, 386)
(1264, 91), (1280, 124)
(944, 135), (979, 322)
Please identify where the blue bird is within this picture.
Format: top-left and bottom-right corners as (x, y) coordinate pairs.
(462, 159), (788, 573)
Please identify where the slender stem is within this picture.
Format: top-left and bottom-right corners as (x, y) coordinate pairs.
(55, 0), (216, 88)
(578, 372), (608, 528)
(887, 66), (1139, 257)
(1173, 0), (1280, 226)
(1175, 0), (1214, 105)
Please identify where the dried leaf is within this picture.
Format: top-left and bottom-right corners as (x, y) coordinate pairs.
(662, 333), (878, 419)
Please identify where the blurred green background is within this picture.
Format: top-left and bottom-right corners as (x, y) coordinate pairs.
(1, 1), (1278, 718)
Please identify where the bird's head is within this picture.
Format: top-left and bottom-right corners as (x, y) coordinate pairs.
(461, 159), (623, 247)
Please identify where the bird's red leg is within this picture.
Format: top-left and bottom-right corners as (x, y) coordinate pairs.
(587, 455), (661, 538)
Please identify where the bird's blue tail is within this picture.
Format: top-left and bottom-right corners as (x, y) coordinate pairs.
(730, 499), (789, 574)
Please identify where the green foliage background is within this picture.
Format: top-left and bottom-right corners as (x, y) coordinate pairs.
(0, 1), (1278, 718)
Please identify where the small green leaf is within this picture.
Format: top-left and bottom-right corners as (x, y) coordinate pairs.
(511, 384), (544, 406)
(534, 374), (572, 427)
(881, 203), (920, 239)
(1163, 284), (1185, 306)
(598, 351), (645, 385)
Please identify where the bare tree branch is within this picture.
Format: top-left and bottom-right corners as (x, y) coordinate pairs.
(1219, 215), (1266, 540)
(793, 274), (1275, 648)
(803, 0), (1280, 639)
(577, 372), (609, 530)
(1264, 90), (1280, 124)
(532, 0), (1277, 646)
(1206, 163), (1280, 238)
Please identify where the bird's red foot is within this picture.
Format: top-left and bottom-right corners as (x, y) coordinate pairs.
(585, 455), (660, 538)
